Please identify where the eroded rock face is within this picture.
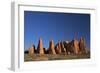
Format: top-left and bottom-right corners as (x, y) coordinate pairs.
(79, 37), (86, 54)
(60, 42), (66, 54)
(55, 42), (61, 54)
(73, 39), (80, 54)
(37, 38), (44, 55)
(55, 41), (66, 54)
(48, 40), (56, 55)
(63, 41), (74, 54)
(55, 45), (59, 54)
(28, 44), (35, 55)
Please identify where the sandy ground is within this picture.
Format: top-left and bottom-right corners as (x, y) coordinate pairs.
(24, 53), (90, 62)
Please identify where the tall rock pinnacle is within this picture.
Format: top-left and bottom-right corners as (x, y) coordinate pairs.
(48, 40), (56, 55)
(72, 33), (80, 54)
(37, 38), (44, 55)
(73, 39), (80, 54)
(79, 37), (86, 54)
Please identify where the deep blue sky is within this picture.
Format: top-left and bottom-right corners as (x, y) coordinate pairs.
(24, 11), (90, 50)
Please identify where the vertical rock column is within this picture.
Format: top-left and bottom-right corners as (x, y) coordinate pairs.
(37, 38), (44, 55)
(79, 37), (86, 54)
(49, 40), (56, 55)
(73, 39), (80, 54)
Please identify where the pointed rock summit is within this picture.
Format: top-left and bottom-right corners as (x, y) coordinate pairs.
(48, 40), (56, 55)
(37, 38), (44, 55)
(27, 35), (88, 55)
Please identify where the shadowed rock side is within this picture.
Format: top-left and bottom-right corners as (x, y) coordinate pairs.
(55, 41), (66, 54)
(55, 42), (61, 54)
(60, 41), (66, 54)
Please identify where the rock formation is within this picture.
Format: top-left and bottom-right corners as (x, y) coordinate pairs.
(73, 39), (80, 54)
(26, 36), (88, 55)
(55, 42), (61, 54)
(60, 41), (66, 54)
(58, 42), (62, 54)
(63, 41), (73, 55)
(48, 40), (56, 55)
(55, 45), (59, 54)
(55, 41), (66, 54)
(37, 38), (44, 55)
(79, 37), (86, 54)
(28, 44), (35, 55)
